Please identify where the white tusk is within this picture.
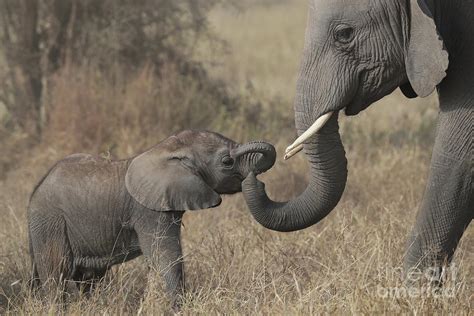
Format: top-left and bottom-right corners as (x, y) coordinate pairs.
(284, 112), (333, 160)
(284, 144), (303, 160)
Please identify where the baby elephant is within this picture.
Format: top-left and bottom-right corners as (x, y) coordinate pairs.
(28, 130), (275, 305)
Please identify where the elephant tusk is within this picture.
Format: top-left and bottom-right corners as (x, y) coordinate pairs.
(284, 112), (333, 160)
(284, 144), (303, 160)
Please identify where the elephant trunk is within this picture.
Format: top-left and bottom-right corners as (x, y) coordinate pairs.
(242, 112), (347, 232)
(232, 141), (276, 176)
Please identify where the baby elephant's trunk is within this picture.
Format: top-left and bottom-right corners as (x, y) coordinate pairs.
(232, 141), (276, 176)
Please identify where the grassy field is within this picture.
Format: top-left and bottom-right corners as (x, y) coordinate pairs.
(0, 0), (472, 314)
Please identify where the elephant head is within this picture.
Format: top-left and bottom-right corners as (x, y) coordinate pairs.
(125, 130), (276, 211)
(243, 0), (449, 231)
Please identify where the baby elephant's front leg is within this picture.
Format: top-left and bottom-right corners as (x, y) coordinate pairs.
(135, 211), (185, 307)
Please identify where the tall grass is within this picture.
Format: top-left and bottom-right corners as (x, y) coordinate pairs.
(0, 1), (472, 314)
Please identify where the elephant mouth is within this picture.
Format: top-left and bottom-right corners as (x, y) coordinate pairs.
(344, 103), (363, 116)
(233, 173), (245, 181)
(344, 96), (374, 116)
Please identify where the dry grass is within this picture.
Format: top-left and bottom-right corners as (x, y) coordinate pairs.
(0, 0), (472, 314)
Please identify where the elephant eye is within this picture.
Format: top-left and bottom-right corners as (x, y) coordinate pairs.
(334, 25), (355, 44)
(222, 156), (234, 167)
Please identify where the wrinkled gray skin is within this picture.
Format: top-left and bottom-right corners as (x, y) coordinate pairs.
(243, 0), (473, 278)
(28, 130), (275, 306)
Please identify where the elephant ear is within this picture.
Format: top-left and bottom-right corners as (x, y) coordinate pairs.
(405, 0), (449, 97)
(125, 144), (221, 211)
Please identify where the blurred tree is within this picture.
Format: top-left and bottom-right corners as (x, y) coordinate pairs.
(0, 0), (229, 136)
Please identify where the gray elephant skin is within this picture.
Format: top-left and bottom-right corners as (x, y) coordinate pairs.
(28, 130), (275, 305)
(243, 0), (473, 277)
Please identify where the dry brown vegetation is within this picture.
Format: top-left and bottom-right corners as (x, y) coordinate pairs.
(0, 1), (472, 314)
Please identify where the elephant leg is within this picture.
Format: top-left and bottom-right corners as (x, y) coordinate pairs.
(73, 267), (107, 295)
(29, 212), (75, 295)
(135, 211), (185, 308)
(404, 108), (473, 284)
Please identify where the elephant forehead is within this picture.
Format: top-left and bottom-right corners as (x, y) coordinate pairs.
(175, 130), (230, 144)
(310, 0), (373, 20)
(153, 131), (234, 161)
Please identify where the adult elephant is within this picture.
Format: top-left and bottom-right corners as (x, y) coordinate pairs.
(243, 0), (473, 275)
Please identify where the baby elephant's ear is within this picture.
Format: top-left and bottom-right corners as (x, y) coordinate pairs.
(125, 147), (221, 211)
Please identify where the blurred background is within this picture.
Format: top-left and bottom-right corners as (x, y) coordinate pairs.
(0, 0), (471, 313)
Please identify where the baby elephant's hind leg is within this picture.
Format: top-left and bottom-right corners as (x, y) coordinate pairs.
(73, 267), (107, 295)
(29, 212), (74, 296)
